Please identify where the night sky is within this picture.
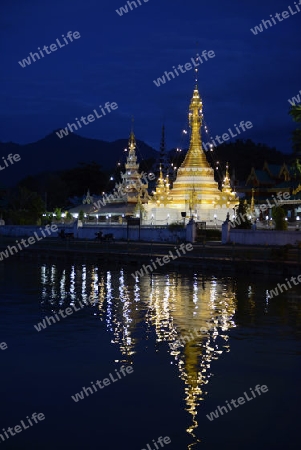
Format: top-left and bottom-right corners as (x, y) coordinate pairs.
(1, 0), (301, 153)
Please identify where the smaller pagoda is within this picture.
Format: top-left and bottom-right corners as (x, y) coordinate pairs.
(151, 165), (172, 207)
(217, 163), (239, 207)
(119, 131), (149, 204)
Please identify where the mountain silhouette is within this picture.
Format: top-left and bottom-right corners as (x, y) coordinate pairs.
(0, 131), (159, 187)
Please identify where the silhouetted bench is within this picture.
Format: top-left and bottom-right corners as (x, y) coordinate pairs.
(95, 231), (114, 242)
(58, 230), (74, 239)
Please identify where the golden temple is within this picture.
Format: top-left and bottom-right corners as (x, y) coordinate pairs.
(145, 83), (238, 223)
(86, 82), (238, 225)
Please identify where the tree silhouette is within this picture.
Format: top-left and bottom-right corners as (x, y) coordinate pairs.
(289, 105), (301, 155)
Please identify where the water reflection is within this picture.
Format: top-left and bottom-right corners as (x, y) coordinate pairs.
(40, 264), (237, 448)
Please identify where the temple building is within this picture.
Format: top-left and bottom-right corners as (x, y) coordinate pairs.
(68, 83), (238, 225)
(68, 131), (150, 221)
(144, 83), (238, 224)
(237, 161), (301, 220)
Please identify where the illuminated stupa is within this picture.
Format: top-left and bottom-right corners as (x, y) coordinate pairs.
(145, 83), (238, 224)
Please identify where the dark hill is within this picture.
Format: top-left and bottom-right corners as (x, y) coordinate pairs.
(0, 134), (294, 189)
(0, 132), (158, 187)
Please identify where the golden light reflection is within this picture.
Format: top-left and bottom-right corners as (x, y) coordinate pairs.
(115, 269), (136, 360)
(142, 273), (237, 446)
(39, 264), (237, 448)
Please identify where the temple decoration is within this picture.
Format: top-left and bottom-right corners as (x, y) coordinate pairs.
(250, 188), (255, 213)
(292, 184), (301, 195)
(217, 163), (238, 207)
(119, 131), (149, 204)
(82, 189), (94, 205)
(151, 165), (172, 207)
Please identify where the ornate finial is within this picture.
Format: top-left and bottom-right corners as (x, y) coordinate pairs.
(129, 133), (135, 151)
(221, 163), (232, 195)
(195, 41), (199, 87)
(194, 57), (199, 86)
(128, 119), (136, 152)
(159, 164), (163, 175)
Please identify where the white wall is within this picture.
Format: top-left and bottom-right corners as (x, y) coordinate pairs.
(222, 224), (301, 245)
(0, 224), (187, 243)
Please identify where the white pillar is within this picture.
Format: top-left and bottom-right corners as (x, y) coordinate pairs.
(222, 219), (230, 244)
(186, 219), (196, 243)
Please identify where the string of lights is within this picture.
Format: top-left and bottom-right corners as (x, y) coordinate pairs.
(168, 120), (189, 183)
(202, 117), (225, 185)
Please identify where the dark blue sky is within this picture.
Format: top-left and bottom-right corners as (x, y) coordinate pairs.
(1, 0), (301, 153)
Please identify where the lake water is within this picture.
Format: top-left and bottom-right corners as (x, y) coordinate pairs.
(0, 258), (300, 449)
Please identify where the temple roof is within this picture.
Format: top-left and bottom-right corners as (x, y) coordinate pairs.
(276, 180), (299, 189)
(93, 203), (136, 215)
(68, 203), (97, 214)
(246, 168), (275, 186)
(263, 162), (282, 177)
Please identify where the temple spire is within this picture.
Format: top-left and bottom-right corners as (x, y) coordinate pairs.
(118, 127), (149, 203)
(222, 163), (232, 194)
(160, 125), (166, 164)
(181, 85), (210, 169)
(194, 55), (199, 86)
(157, 124), (169, 178)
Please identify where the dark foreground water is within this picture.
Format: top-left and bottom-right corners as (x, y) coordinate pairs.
(0, 258), (300, 450)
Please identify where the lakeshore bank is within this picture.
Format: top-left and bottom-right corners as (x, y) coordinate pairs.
(0, 236), (300, 276)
